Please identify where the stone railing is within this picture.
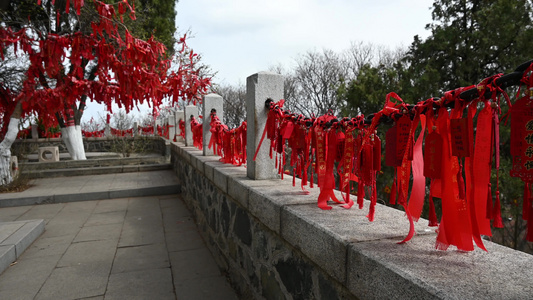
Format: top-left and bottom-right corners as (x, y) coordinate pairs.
(172, 140), (533, 299)
(169, 72), (533, 299)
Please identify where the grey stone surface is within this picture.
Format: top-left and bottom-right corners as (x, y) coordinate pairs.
(73, 223), (122, 243)
(175, 275), (239, 300)
(249, 181), (317, 233)
(195, 155), (220, 175)
(57, 240), (116, 268)
(35, 263), (110, 299)
(213, 164), (246, 193)
(0, 254), (62, 299)
(0, 194), (238, 299)
(347, 234), (533, 300)
(21, 234), (74, 259)
(112, 243), (170, 274)
(281, 200), (434, 284)
(184, 105), (199, 147)
(169, 247), (222, 281)
(203, 93), (224, 156)
(0, 245), (15, 275)
(246, 71), (284, 180)
(166, 229), (206, 252)
(0, 219), (45, 258)
(106, 268), (175, 300)
(0, 206), (31, 222)
(204, 160), (218, 182)
(168, 114), (176, 142)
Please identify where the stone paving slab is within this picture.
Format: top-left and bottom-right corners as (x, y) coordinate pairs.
(0, 194), (238, 299)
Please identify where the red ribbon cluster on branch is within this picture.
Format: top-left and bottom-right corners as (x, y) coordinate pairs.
(110, 127), (133, 137)
(139, 125), (154, 135)
(1, 0), (211, 135)
(82, 129), (105, 138)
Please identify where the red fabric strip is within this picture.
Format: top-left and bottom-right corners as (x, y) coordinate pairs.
(472, 103), (493, 236)
(435, 107), (474, 251)
(408, 115), (427, 221)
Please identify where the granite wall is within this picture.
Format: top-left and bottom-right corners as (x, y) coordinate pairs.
(12, 136), (167, 158)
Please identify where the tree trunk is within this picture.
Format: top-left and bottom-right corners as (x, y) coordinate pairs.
(61, 125), (86, 160)
(0, 117), (20, 185)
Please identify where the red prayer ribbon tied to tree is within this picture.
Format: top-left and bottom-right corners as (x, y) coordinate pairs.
(251, 61), (533, 251)
(111, 127), (133, 137)
(0, 0), (210, 141)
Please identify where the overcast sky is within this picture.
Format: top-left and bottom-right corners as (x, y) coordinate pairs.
(175, 0), (435, 85)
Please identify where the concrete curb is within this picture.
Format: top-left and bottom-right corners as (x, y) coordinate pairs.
(0, 220), (45, 275)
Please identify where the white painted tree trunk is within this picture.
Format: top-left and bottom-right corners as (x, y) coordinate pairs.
(61, 125), (87, 160)
(0, 118), (20, 185)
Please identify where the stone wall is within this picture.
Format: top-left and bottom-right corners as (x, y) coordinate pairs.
(171, 141), (533, 300)
(12, 136), (167, 158)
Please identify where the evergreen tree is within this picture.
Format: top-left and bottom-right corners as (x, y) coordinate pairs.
(404, 0), (533, 100)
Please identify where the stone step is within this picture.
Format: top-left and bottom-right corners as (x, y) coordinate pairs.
(22, 163), (172, 179)
(0, 220), (45, 275)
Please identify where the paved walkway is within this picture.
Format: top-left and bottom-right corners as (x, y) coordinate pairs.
(0, 180), (238, 299)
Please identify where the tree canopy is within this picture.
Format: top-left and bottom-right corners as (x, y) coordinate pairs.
(404, 0), (533, 100)
(0, 0), (210, 139)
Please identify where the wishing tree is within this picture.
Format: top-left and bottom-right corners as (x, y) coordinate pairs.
(0, 0), (211, 185)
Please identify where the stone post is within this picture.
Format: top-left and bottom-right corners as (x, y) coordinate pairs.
(246, 71), (284, 179)
(31, 124), (38, 140)
(176, 110), (185, 142)
(184, 105), (198, 147)
(168, 115), (176, 141)
(202, 94), (224, 156)
(133, 122), (138, 137)
(155, 119), (161, 137)
(104, 124), (110, 137)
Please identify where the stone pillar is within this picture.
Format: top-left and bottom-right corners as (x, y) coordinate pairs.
(176, 110), (185, 142)
(246, 71), (284, 179)
(133, 122), (138, 137)
(184, 105), (198, 147)
(203, 94), (224, 156)
(31, 124), (38, 140)
(104, 124), (110, 137)
(168, 115), (176, 141)
(155, 119), (161, 137)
